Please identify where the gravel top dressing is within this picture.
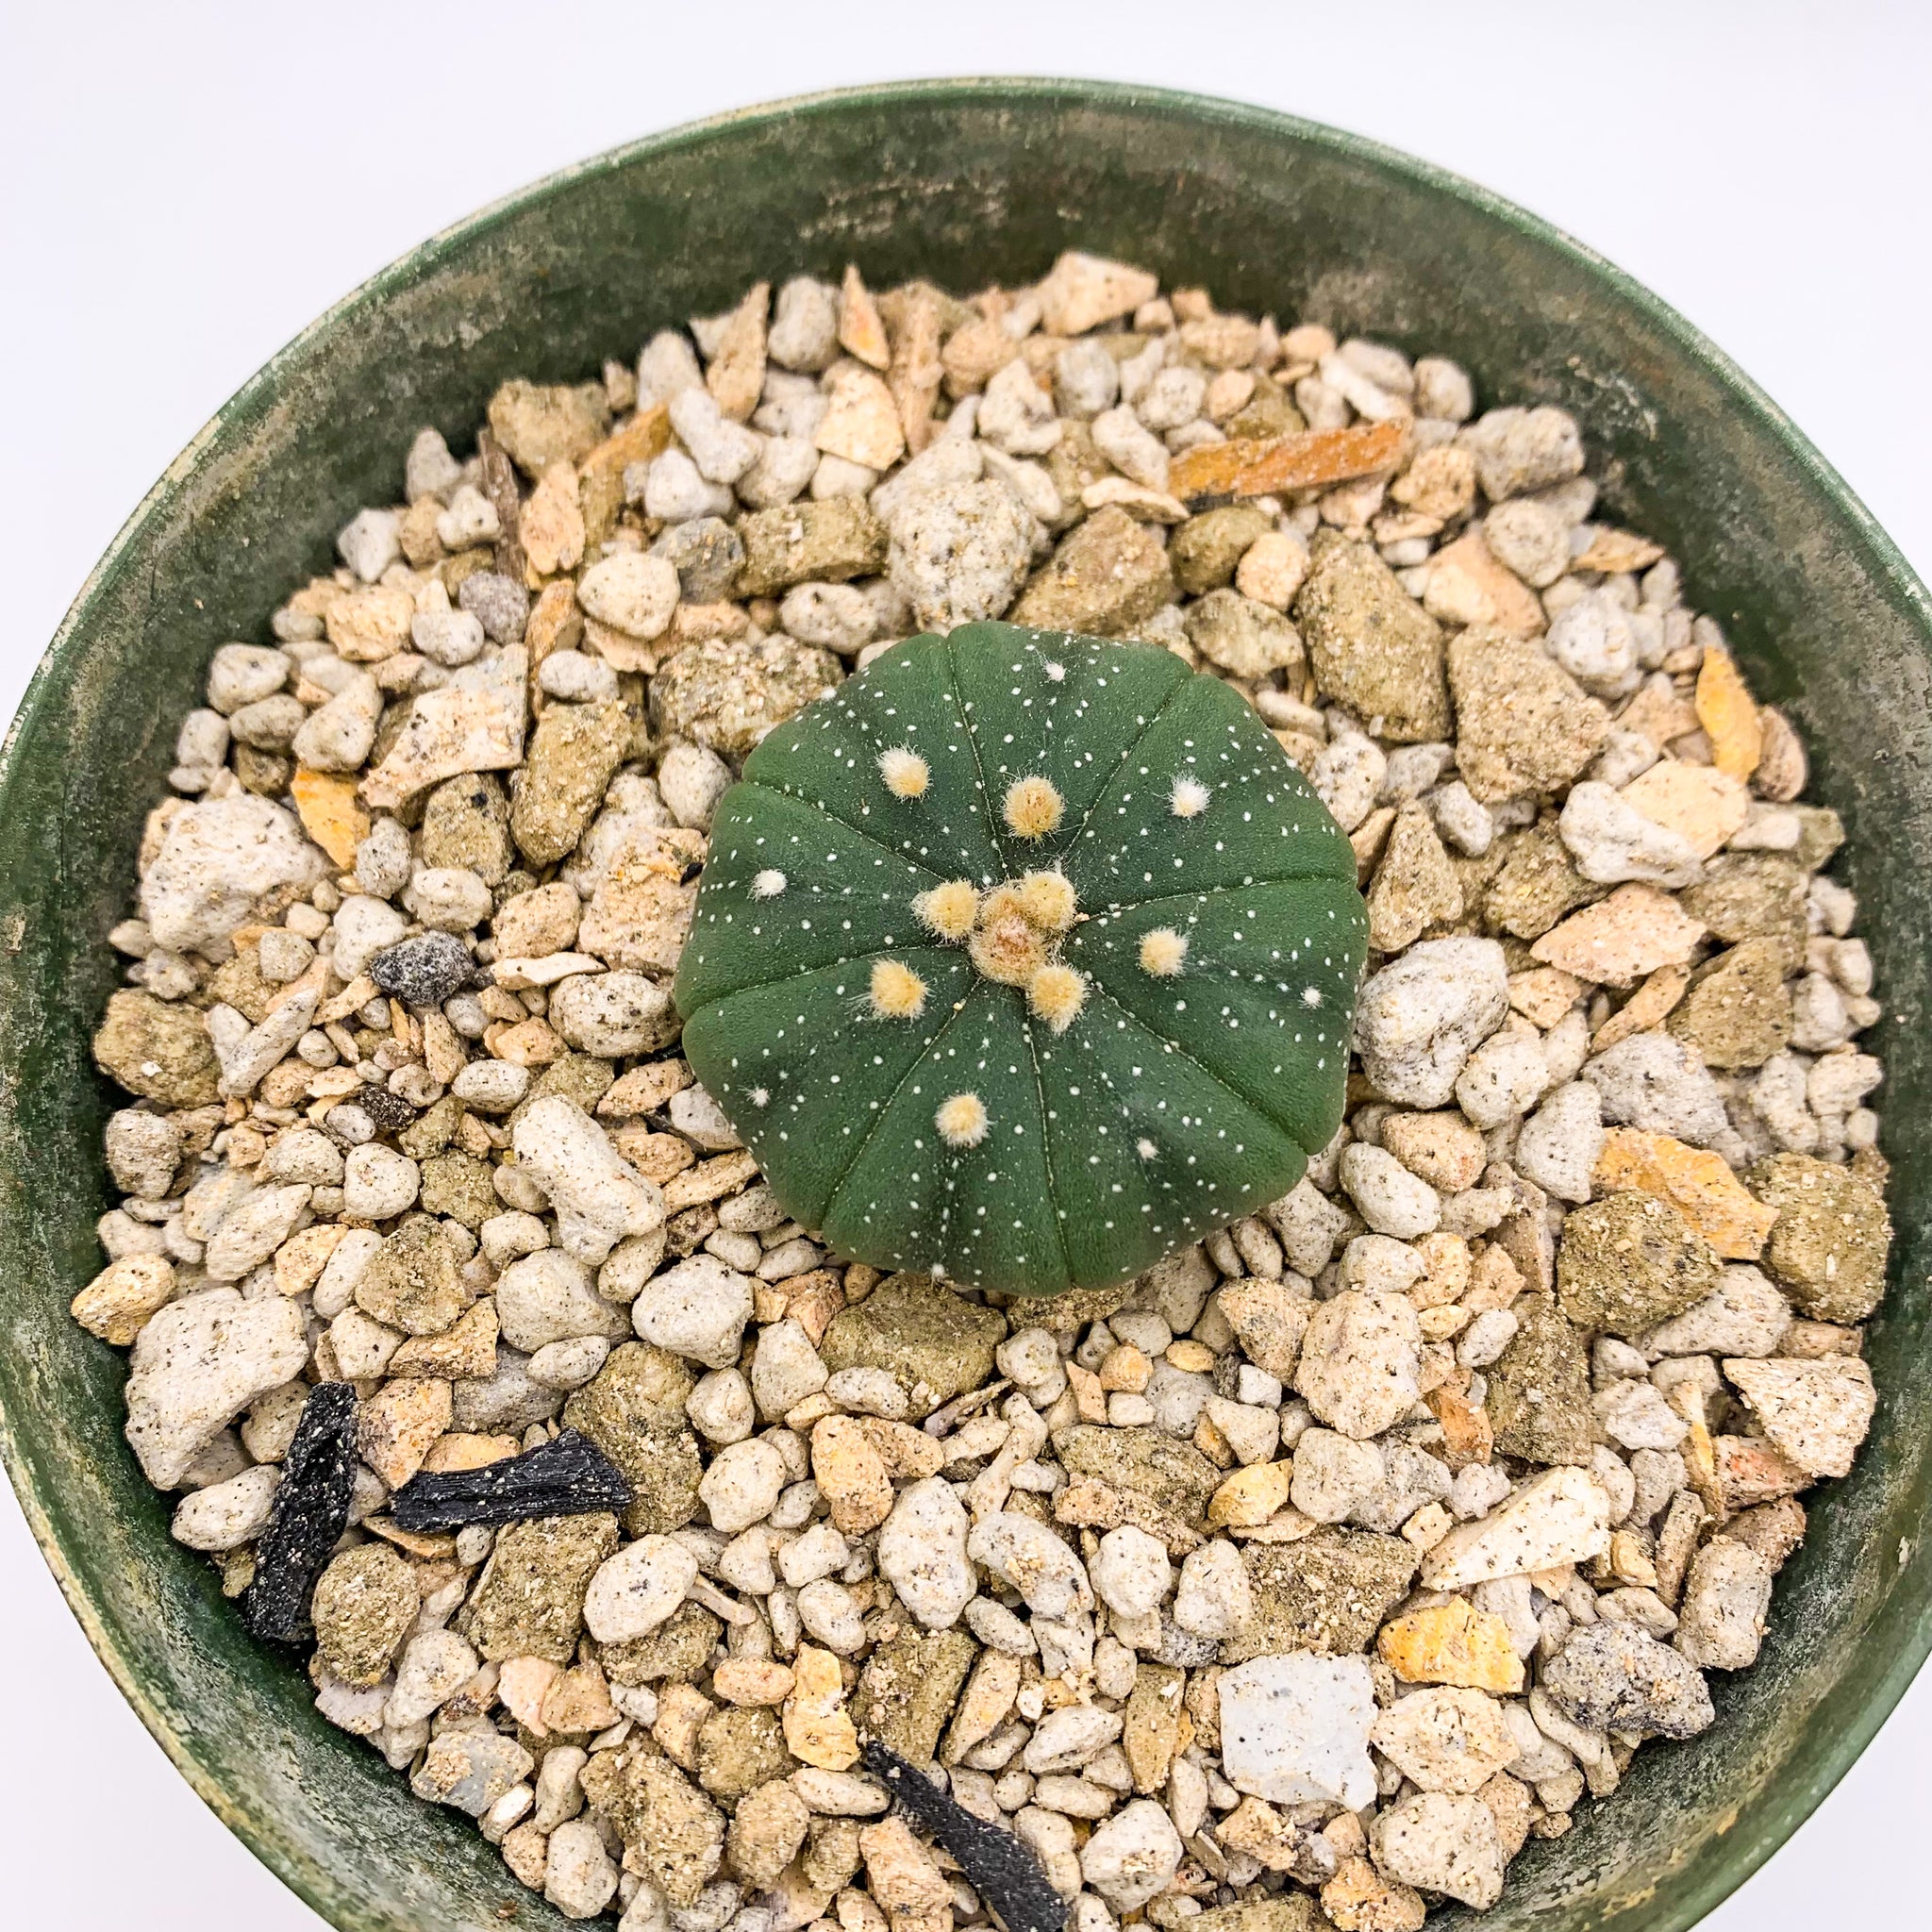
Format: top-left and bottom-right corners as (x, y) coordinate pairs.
(76, 249), (1890, 1930)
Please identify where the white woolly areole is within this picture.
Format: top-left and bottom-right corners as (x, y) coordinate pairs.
(1140, 927), (1190, 977)
(936, 1092), (990, 1148)
(1170, 775), (1211, 819)
(878, 746), (930, 798)
(870, 958), (928, 1020)
(750, 869), (787, 898)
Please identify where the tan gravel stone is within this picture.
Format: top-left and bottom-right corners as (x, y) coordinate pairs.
(819, 1273), (1005, 1416)
(1009, 505), (1174, 637)
(1596, 1128), (1777, 1258)
(1715, 1433), (1809, 1512)
(458, 1513), (619, 1664)
(1323, 1854), (1426, 1932)
(577, 823), (704, 975)
(1724, 1356), (1876, 1477)
(326, 584), (417, 662)
(356, 1219), (473, 1338)
(1038, 252), (1160, 334)
(1294, 1291), (1422, 1441)
(1507, 967), (1586, 1029)
(737, 500), (888, 596)
(885, 284), (944, 455)
(1366, 806), (1462, 951)
(728, 1777), (811, 1890)
(93, 990), (221, 1107)
(940, 1648), (1023, 1765)
(579, 1744), (724, 1905)
(358, 1375), (453, 1488)
(1174, 420), (1408, 508)
(1381, 1112), (1486, 1193)
(815, 365), (905, 471)
(291, 768), (371, 868)
(696, 1704), (797, 1802)
(858, 1815), (954, 1932)
(1219, 1278), (1312, 1382)
(1749, 1153), (1892, 1322)
(522, 461), (586, 578)
(1391, 443), (1476, 521)
(1695, 645), (1764, 782)
(1531, 883), (1706, 987)
(1447, 625), (1609, 802)
(1422, 529), (1543, 636)
(1423, 1468), (1612, 1589)
(811, 1415), (895, 1534)
(1296, 535), (1449, 742)
(1370, 1792), (1505, 1910)
(1377, 1597), (1524, 1693)
(839, 266), (891, 370)
(1208, 1459), (1295, 1527)
(508, 699), (633, 865)
(1483, 821), (1601, 941)
(72, 1254), (176, 1345)
(1667, 939), (1794, 1069)
(1619, 759), (1749, 858)
(581, 407), (670, 544)
(1122, 1659), (1187, 1791)
(313, 1542), (418, 1686)
(1236, 530), (1309, 608)
(488, 379), (608, 475)
(649, 635), (842, 760)
(1486, 1293), (1596, 1463)
(1370, 1686), (1518, 1794)
(784, 1643), (860, 1771)
(854, 1624), (976, 1762)
(543, 1659), (620, 1735)
(123, 1289), (310, 1488)
(1557, 1191), (1723, 1336)
(1226, 1530), (1418, 1659)
(1592, 963), (1691, 1050)
(706, 282), (770, 422)
(714, 1657), (796, 1707)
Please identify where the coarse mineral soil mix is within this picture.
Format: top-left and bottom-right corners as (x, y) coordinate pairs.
(76, 250), (1890, 1930)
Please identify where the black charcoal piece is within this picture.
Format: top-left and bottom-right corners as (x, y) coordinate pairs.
(861, 1741), (1068, 1932)
(390, 1426), (631, 1532)
(242, 1382), (358, 1643)
(369, 930), (477, 1007)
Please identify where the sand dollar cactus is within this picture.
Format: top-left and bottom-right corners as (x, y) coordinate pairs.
(674, 622), (1367, 1296)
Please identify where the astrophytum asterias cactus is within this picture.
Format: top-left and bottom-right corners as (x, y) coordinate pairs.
(674, 623), (1367, 1296)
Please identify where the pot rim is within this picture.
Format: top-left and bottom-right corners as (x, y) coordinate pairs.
(5, 74), (1930, 1932)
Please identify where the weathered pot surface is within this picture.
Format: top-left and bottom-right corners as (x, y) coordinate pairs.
(2, 78), (1929, 1932)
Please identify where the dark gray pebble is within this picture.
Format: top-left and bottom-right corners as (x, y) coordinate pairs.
(369, 931), (476, 1008)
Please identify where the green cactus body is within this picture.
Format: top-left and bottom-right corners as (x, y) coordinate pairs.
(674, 622), (1367, 1296)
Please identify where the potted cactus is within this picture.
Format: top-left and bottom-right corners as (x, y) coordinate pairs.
(675, 622), (1367, 1296)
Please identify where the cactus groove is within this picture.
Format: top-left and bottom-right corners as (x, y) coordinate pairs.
(674, 622), (1368, 1296)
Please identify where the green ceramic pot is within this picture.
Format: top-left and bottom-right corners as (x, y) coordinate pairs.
(2, 76), (1928, 1932)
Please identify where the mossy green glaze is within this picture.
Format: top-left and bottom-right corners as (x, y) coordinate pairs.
(2, 76), (1931, 1932)
(675, 624), (1365, 1295)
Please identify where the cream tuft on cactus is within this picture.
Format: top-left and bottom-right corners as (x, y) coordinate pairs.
(674, 623), (1368, 1296)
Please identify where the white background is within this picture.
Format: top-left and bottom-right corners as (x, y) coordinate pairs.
(3, 4), (1929, 1926)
